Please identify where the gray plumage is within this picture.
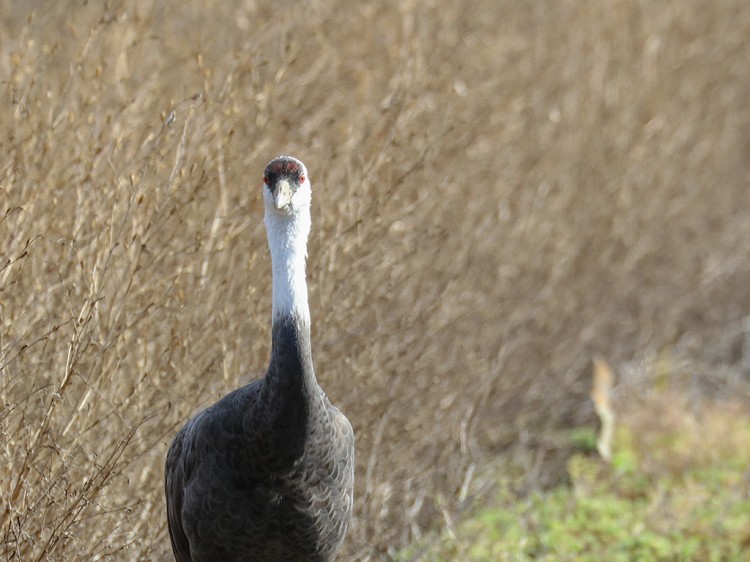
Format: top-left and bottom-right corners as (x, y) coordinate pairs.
(165, 156), (354, 562)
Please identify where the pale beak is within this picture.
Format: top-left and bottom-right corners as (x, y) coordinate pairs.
(274, 179), (293, 210)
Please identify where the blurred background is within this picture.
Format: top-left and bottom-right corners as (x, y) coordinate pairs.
(1, 0), (748, 559)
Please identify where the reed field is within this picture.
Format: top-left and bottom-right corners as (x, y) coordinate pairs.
(1, 0), (749, 559)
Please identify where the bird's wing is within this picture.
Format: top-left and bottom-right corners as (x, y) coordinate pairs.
(165, 429), (193, 562)
(331, 405), (355, 514)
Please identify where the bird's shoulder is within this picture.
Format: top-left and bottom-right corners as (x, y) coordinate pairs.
(166, 380), (266, 470)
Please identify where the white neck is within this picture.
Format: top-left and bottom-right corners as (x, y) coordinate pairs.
(265, 206), (312, 325)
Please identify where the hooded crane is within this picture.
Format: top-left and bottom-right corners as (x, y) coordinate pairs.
(165, 156), (354, 562)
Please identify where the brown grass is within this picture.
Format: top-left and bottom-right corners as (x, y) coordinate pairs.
(1, 0), (749, 559)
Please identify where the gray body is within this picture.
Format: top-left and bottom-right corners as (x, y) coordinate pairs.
(165, 317), (354, 562)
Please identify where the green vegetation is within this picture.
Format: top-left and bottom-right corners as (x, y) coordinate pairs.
(401, 393), (750, 561)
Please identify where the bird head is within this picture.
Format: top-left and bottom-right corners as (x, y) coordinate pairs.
(262, 156), (311, 216)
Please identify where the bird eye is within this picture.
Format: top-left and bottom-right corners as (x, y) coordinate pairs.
(299, 175), (305, 183)
(263, 176), (269, 185)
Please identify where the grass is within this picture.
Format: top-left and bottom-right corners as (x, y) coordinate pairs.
(1, 0), (749, 559)
(400, 385), (750, 561)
